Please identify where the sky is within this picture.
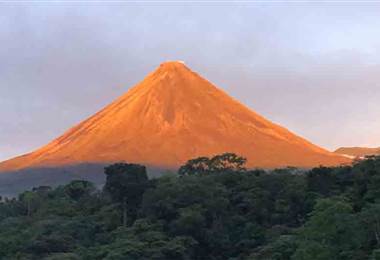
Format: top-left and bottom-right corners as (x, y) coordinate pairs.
(1, 1), (380, 161)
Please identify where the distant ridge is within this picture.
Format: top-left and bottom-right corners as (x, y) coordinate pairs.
(0, 61), (350, 172)
(334, 147), (380, 158)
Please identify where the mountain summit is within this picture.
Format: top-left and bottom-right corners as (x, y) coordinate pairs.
(0, 62), (349, 172)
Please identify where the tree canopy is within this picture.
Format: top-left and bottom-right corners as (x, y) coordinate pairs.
(1, 155), (380, 259)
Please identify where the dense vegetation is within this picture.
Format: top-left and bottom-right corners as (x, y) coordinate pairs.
(1, 153), (380, 259)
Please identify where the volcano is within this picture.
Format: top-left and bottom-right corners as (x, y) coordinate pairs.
(0, 61), (349, 172)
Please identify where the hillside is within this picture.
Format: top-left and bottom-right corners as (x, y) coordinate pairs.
(334, 147), (380, 158)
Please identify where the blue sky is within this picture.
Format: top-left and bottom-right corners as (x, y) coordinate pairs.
(1, 2), (380, 161)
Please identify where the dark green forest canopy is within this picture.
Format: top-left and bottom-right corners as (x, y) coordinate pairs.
(1, 154), (380, 259)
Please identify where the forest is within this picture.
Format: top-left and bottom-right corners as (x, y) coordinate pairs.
(1, 153), (380, 259)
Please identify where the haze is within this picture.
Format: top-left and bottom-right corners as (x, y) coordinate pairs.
(1, 2), (380, 162)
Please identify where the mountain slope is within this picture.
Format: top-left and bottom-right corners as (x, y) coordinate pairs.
(0, 61), (349, 171)
(334, 147), (380, 158)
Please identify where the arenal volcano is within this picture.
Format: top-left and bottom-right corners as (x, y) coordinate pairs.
(0, 61), (349, 172)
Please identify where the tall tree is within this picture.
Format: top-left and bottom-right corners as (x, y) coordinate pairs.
(209, 153), (247, 172)
(178, 157), (211, 176)
(64, 180), (95, 201)
(19, 190), (39, 217)
(178, 153), (247, 176)
(104, 163), (148, 226)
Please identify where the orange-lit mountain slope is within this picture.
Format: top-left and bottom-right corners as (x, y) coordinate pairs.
(0, 61), (350, 172)
(334, 147), (380, 158)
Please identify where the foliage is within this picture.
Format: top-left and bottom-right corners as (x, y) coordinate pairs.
(1, 155), (380, 259)
(178, 153), (247, 176)
(104, 163), (148, 226)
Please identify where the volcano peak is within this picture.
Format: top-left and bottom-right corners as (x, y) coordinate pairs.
(0, 62), (350, 172)
(160, 60), (185, 66)
(157, 60), (188, 72)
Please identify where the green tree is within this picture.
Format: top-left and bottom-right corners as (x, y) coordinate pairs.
(104, 163), (148, 226)
(293, 198), (364, 260)
(178, 156), (211, 176)
(209, 153), (247, 172)
(64, 180), (96, 201)
(178, 153), (246, 176)
(306, 167), (337, 196)
(19, 190), (40, 217)
(360, 203), (380, 247)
